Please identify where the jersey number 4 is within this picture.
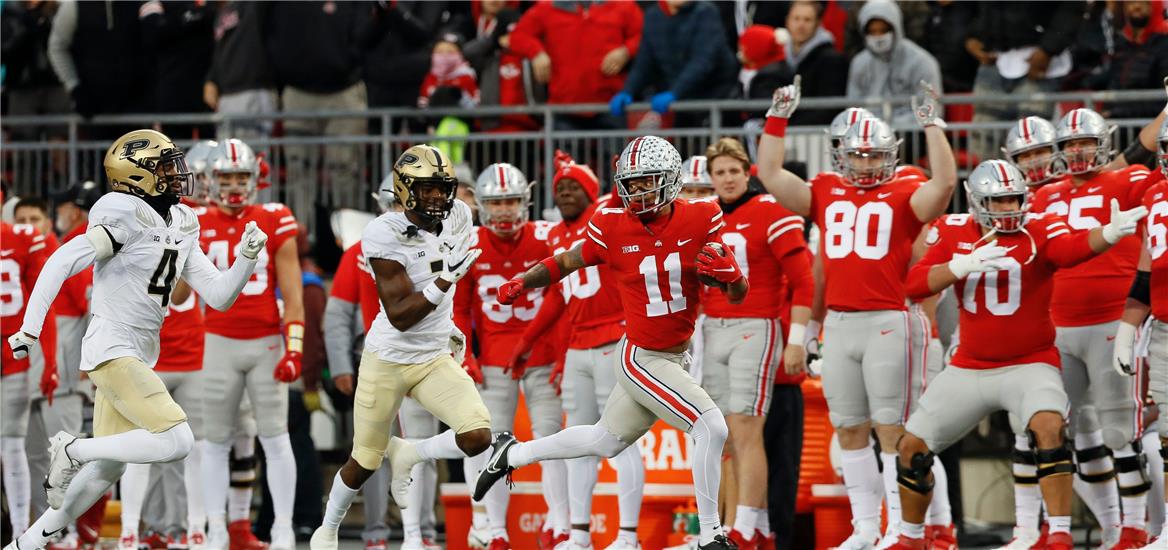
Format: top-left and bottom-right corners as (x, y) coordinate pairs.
(148, 249), (180, 308)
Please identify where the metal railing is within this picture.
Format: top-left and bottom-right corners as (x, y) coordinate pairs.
(2, 88), (1162, 227)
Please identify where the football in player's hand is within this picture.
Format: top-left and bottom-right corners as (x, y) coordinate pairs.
(697, 243), (729, 289)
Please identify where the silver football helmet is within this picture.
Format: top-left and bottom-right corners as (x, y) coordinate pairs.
(680, 156), (713, 189)
(186, 139), (218, 205)
(1158, 118), (1168, 180)
(840, 117), (901, 188)
(1002, 117), (1058, 186)
(1055, 108), (1113, 175)
(828, 107), (874, 173)
(966, 160), (1029, 233)
(209, 138), (259, 207)
(614, 136), (683, 214)
(475, 162), (531, 235)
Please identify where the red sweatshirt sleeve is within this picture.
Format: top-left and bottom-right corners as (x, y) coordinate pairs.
(778, 251), (813, 308)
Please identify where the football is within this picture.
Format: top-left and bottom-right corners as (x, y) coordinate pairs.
(697, 242), (728, 289)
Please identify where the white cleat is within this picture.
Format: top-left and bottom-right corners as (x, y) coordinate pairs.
(467, 526), (491, 549)
(268, 523), (295, 550)
(45, 431), (82, 509)
(994, 527), (1040, 550)
(387, 439), (421, 510)
(118, 531), (139, 550)
(204, 523), (228, 550)
(399, 538), (427, 550)
(875, 526), (902, 550)
(661, 537), (698, 550)
(555, 540), (594, 549)
(831, 524), (881, 550)
(308, 526), (338, 550)
(603, 538), (641, 550)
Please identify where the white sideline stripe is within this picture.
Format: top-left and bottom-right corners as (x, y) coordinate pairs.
(440, 482), (694, 497)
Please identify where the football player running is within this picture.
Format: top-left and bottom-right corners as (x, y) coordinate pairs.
(4, 129), (263, 550)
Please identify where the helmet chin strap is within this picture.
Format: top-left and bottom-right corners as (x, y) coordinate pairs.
(973, 223), (1037, 265)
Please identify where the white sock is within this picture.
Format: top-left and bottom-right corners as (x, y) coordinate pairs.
(183, 440), (206, 533)
(19, 460), (124, 550)
(401, 459), (427, 541)
(484, 466), (510, 532)
(1144, 434), (1164, 538)
(1074, 431), (1120, 530)
(415, 430), (468, 460)
(321, 471), (359, 530)
(570, 528), (591, 546)
(70, 423), (193, 464)
(508, 424), (627, 468)
(1012, 435), (1042, 532)
(1, 436), (32, 534)
(611, 444), (645, 529)
(880, 452), (902, 532)
(201, 440), (232, 526)
(229, 435), (256, 523)
(1114, 444), (1148, 529)
(421, 460), (438, 536)
(900, 521), (925, 540)
(617, 529), (639, 545)
(757, 510), (770, 534)
(539, 457), (570, 534)
(927, 460), (952, 526)
(463, 449), (489, 531)
(840, 443), (883, 528)
(690, 409), (728, 546)
(258, 434), (296, 526)
(733, 506), (758, 537)
(1048, 515), (1071, 534)
(567, 456), (600, 526)
(119, 463), (151, 534)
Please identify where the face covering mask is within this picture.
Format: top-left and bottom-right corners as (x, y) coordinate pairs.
(431, 51), (464, 78)
(55, 209), (76, 234)
(866, 33), (894, 55)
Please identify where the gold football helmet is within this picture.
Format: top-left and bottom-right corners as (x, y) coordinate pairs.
(105, 129), (193, 197)
(391, 144), (458, 221)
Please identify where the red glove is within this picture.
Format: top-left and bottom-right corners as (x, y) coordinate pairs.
(696, 243), (743, 284)
(275, 321), (305, 382)
(463, 354), (484, 384)
(505, 336), (535, 380)
(40, 364), (59, 406)
(496, 278), (525, 306)
(548, 356), (565, 396)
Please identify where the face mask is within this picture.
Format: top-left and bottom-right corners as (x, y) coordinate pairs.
(431, 51), (464, 77)
(866, 33), (894, 55)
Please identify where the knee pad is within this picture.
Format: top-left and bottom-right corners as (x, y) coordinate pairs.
(1074, 444), (1115, 483)
(1035, 443), (1076, 481)
(896, 451), (935, 496)
(1115, 440), (1152, 497)
(1011, 447), (1038, 485)
(230, 446), (258, 488)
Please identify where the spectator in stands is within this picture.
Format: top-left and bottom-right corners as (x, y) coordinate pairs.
(920, 0), (979, 93)
(612, 0), (738, 127)
(265, 1), (371, 219)
(965, 1), (1083, 161)
(362, 1), (451, 119)
(418, 33), (480, 110)
(781, 0), (847, 125)
(738, 25), (793, 100)
(1103, 0), (1168, 119)
(140, 0), (215, 141)
(204, 1), (278, 141)
(846, 0), (942, 126)
(446, 0), (535, 132)
(717, 1), (791, 54)
(2, 1), (69, 141)
(510, 0), (642, 131)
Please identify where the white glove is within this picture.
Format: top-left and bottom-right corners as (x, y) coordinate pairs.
(947, 244), (1014, 279)
(239, 221), (269, 260)
(767, 75), (801, 119)
(7, 332), (37, 360)
(438, 237), (481, 285)
(449, 325), (467, 365)
(1112, 321), (1139, 376)
(1101, 198), (1149, 244)
(911, 80), (947, 129)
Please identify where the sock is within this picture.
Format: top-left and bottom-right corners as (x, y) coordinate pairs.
(757, 510), (771, 534)
(463, 449), (489, 531)
(119, 463), (151, 534)
(1074, 431), (1120, 531)
(567, 456), (600, 526)
(183, 440), (206, 534)
(1114, 444), (1148, 529)
(415, 430), (468, 460)
(901, 521), (925, 540)
(1012, 435), (1042, 532)
(322, 471), (359, 530)
(570, 528), (591, 546)
(421, 460), (438, 538)
(19, 460), (124, 550)
(733, 506), (758, 537)
(881, 452), (903, 532)
(926, 460), (952, 526)
(201, 440), (232, 526)
(611, 444), (645, 529)
(484, 467), (510, 532)
(618, 529), (639, 545)
(471, 507), (488, 530)
(840, 443), (884, 529)
(1144, 434), (1164, 538)
(508, 424), (627, 468)
(690, 409), (729, 546)
(401, 459), (426, 541)
(258, 435), (296, 526)
(229, 435), (256, 523)
(69, 423), (192, 464)
(361, 462), (390, 539)
(1048, 515), (1071, 534)
(539, 457), (570, 534)
(1, 436), (32, 534)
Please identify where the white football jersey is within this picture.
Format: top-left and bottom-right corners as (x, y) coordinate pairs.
(362, 200), (473, 364)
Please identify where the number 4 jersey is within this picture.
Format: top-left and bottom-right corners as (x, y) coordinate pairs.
(906, 213), (1098, 369)
(198, 203), (298, 339)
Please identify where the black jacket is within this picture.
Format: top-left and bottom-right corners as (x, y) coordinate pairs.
(624, 1), (738, 100)
(142, 1), (214, 113)
(970, 1), (1084, 55)
(265, 1), (372, 94)
(786, 38), (847, 125)
(361, 1), (453, 107)
(2, 2), (61, 90)
(1106, 31), (1168, 118)
(920, 0), (979, 93)
(207, 1), (276, 95)
(70, 1), (148, 115)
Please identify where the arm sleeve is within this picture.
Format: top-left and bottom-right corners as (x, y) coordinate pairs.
(181, 245), (258, 311)
(779, 251), (814, 308)
(1040, 1), (1082, 55)
(507, 6), (547, 58)
(20, 237), (96, 337)
(323, 298), (358, 378)
(301, 285), (327, 391)
(1043, 223), (1098, 268)
(47, 0), (80, 91)
(905, 232), (951, 300)
(520, 287), (566, 342)
(669, 6), (726, 98)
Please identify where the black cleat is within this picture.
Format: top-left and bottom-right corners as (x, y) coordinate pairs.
(699, 534), (739, 549)
(472, 432), (517, 501)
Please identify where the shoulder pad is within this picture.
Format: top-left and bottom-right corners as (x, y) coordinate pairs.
(90, 192), (155, 231)
(172, 204), (201, 235)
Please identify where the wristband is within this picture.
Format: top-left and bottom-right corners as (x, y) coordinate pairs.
(1129, 270), (1151, 306)
(764, 116), (789, 137)
(284, 321), (305, 354)
(1122, 139), (1156, 169)
(540, 257), (562, 282)
(423, 281), (448, 305)
(788, 322), (806, 347)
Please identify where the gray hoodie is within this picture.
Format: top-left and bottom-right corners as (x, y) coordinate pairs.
(846, 0), (942, 126)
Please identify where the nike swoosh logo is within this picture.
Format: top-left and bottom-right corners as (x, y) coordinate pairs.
(880, 329), (894, 336)
(602, 350), (613, 356)
(678, 239), (693, 246)
(267, 344), (279, 350)
(1087, 186), (1102, 193)
(1106, 335), (1116, 341)
(175, 239), (183, 245)
(743, 334), (754, 341)
(878, 192), (892, 199)
(448, 257), (467, 271)
(43, 527), (65, 538)
(736, 223), (751, 230)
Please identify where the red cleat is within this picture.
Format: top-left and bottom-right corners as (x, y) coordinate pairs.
(1106, 527), (1148, 550)
(885, 535), (928, 550)
(728, 529), (758, 550)
(925, 524), (957, 550)
(486, 538), (511, 550)
(227, 520), (268, 550)
(141, 531), (169, 550)
(76, 493), (111, 546)
(754, 530), (776, 550)
(1043, 531), (1072, 550)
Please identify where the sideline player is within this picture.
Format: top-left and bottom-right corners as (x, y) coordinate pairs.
(477, 136), (747, 550)
(757, 79), (958, 549)
(889, 160), (1147, 550)
(309, 145), (493, 550)
(4, 129), (263, 550)
(679, 156), (716, 200)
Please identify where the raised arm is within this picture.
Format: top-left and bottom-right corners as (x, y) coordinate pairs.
(496, 244), (593, 305)
(183, 236), (261, 312)
(908, 82), (957, 223)
(757, 77), (812, 217)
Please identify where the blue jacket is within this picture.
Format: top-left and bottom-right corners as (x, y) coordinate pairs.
(622, 1), (738, 100)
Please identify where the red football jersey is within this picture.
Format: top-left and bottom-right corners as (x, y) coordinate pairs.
(198, 203), (299, 339)
(809, 173), (925, 311)
(1031, 165), (1156, 326)
(53, 224), (92, 318)
(580, 198), (726, 350)
(155, 292), (205, 372)
(332, 242), (381, 334)
(1, 223), (50, 375)
(455, 222), (558, 367)
(546, 199), (625, 349)
(1143, 181), (1168, 320)
(702, 193), (810, 318)
(907, 213), (1097, 369)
